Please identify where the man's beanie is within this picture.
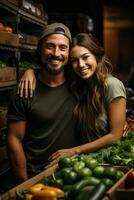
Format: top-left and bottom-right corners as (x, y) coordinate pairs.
(39, 22), (72, 43)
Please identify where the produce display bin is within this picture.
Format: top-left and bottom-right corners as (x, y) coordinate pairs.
(116, 170), (134, 200)
(116, 188), (134, 200)
(1, 164), (132, 200)
(104, 168), (133, 200)
(1, 165), (58, 200)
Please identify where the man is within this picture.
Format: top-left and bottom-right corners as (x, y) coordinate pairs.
(7, 23), (81, 182)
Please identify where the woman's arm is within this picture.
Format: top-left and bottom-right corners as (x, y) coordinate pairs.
(17, 69), (36, 98)
(48, 97), (126, 162)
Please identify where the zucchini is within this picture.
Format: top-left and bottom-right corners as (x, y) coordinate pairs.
(88, 182), (108, 200)
(84, 176), (101, 185)
(75, 186), (95, 200)
(69, 177), (100, 198)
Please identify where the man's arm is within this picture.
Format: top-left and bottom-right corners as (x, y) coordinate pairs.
(7, 121), (28, 183)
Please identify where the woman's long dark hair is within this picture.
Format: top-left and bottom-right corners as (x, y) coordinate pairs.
(69, 33), (113, 135)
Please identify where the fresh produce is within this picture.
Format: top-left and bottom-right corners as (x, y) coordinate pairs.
(0, 60), (7, 68)
(75, 185), (95, 200)
(17, 156), (126, 200)
(101, 178), (114, 188)
(16, 184), (64, 200)
(0, 22), (13, 33)
(28, 183), (45, 194)
(88, 131), (134, 168)
(125, 169), (134, 189)
(116, 170), (125, 181)
(62, 170), (77, 184)
(31, 189), (58, 200)
(19, 61), (39, 69)
(4, 26), (13, 33)
(104, 167), (118, 181)
(82, 182), (108, 200)
(73, 161), (85, 172)
(83, 157), (98, 170)
(68, 177), (100, 198)
(77, 167), (92, 180)
(58, 156), (73, 168)
(41, 157), (125, 199)
(93, 166), (105, 178)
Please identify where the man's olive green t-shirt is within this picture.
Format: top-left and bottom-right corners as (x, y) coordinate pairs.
(7, 79), (81, 177)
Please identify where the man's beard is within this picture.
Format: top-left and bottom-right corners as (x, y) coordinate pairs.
(41, 55), (66, 75)
(44, 63), (65, 75)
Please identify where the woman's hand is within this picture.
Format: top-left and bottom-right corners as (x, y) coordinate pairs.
(45, 148), (78, 169)
(49, 148), (76, 161)
(17, 69), (36, 98)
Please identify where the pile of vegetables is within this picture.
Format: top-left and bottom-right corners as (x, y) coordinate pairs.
(0, 60), (7, 68)
(16, 133), (134, 199)
(17, 156), (125, 200)
(19, 61), (39, 69)
(16, 184), (64, 200)
(88, 131), (134, 168)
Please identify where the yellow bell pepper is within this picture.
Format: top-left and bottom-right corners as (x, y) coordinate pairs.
(31, 189), (57, 200)
(28, 183), (64, 200)
(28, 183), (45, 194)
(25, 193), (33, 200)
(43, 185), (64, 196)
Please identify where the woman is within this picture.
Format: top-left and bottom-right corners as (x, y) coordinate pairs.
(18, 33), (126, 164)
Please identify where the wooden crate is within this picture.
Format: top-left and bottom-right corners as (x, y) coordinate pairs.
(0, 31), (19, 47)
(19, 33), (38, 46)
(0, 67), (16, 87)
(1, 165), (132, 200)
(7, 0), (19, 6)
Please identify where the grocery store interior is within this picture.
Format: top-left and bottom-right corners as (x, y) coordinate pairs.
(0, 0), (134, 198)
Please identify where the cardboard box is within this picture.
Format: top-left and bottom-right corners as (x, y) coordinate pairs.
(0, 31), (19, 47)
(1, 164), (131, 200)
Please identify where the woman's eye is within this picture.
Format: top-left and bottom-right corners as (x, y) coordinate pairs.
(83, 55), (89, 60)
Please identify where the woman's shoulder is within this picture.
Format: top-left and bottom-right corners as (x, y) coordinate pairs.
(105, 75), (126, 103)
(106, 75), (124, 85)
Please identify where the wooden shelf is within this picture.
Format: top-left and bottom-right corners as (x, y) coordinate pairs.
(0, 0), (47, 28)
(0, 81), (16, 89)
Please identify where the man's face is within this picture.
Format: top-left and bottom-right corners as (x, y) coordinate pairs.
(40, 34), (70, 75)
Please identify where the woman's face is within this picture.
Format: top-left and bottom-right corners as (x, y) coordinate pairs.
(70, 45), (97, 79)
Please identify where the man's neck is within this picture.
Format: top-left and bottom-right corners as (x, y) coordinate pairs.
(38, 69), (66, 87)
